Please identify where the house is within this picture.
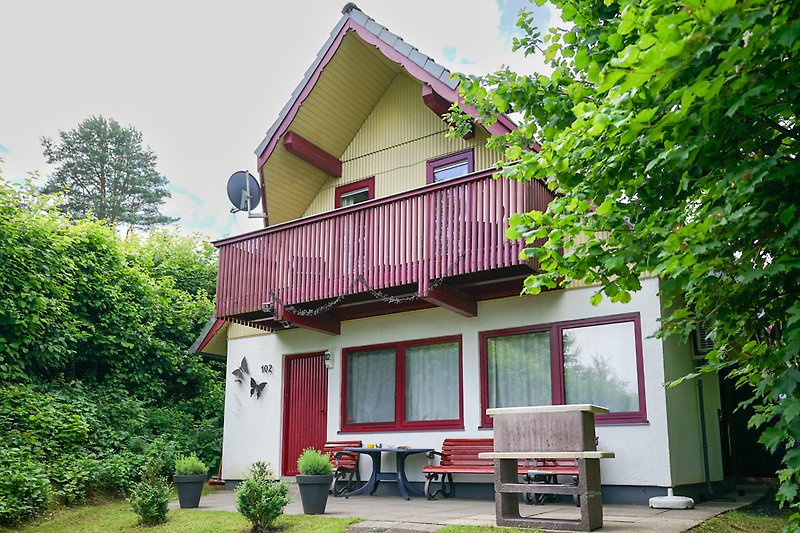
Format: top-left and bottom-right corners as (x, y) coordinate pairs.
(196, 3), (730, 503)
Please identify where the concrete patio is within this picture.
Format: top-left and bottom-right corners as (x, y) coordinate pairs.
(171, 483), (768, 532)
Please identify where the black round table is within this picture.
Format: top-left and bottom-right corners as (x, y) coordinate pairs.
(342, 447), (433, 500)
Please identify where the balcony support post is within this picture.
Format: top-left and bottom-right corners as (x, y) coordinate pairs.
(277, 308), (341, 336)
(422, 283), (477, 318)
(283, 131), (343, 177)
(422, 84), (473, 139)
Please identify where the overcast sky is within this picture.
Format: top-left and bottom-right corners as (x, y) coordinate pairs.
(0, 0), (554, 240)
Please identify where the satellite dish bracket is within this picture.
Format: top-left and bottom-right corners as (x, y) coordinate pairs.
(228, 170), (267, 219)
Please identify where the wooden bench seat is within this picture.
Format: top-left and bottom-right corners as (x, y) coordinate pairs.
(323, 440), (361, 496)
(422, 438), (546, 500)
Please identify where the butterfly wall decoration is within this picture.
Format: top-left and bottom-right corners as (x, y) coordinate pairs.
(231, 357), (248, 382)
(250, 377), (267, 399)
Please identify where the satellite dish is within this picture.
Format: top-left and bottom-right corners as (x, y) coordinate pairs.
(227, 171), (261, 211)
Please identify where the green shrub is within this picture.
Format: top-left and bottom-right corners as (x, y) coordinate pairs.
(235, 462), (289, 532)
(175, 453), (207, 475)
(96, 451), (141, 496)
(0, 449), (51, 525)
(49, 456), (98, 505)
(297, 448), (333, 476)
(129, 459), (169, 526)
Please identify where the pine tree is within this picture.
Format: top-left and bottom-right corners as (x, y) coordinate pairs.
(42, 116), (177, 228)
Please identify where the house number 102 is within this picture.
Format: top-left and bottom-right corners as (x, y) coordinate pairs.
(261, 364), (273, 373)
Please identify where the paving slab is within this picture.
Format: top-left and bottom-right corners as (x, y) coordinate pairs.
(170, 482), (768, 532)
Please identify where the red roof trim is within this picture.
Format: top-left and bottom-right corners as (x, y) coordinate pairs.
(256, 18), (517, 171)
(195, 319), (225, 354)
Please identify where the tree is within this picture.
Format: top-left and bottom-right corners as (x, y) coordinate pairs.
(41, 116), (177, 228)
(453, 0), (800, 519)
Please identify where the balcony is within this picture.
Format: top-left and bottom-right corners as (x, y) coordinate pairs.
(214, 169), (553, 334)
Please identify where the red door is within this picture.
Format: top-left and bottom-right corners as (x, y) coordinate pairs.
(282, 352), (328, 476)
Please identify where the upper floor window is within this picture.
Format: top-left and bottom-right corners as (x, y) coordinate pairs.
(479, 313), (647, 426)
(341, 335), (463, 432)
(335, 177), (375, 208)
(426, 150), (475, 184)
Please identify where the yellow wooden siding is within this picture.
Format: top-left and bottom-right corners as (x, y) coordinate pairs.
(262, 33), (400, 224)
(228, 322), (270, 340)
(303, 74), (500, 216)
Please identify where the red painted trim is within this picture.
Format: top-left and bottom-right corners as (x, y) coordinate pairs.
(195, 319), (225, 354)
(479, 313), (647, 427)
(283, 131), (342, 177)
(256, 18), (517, 171)
(214, 166), (498, 247)
(422, 83), (451, 118)
(426, 149), (475, 184)
(334, 176), (375, 208)
(340, 335), (464, 433)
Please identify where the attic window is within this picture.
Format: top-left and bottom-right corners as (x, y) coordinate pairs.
(335, 177), (375, 208)
(426, 149), (475, 183)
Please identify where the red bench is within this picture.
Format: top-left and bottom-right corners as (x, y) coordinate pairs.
(323, 440), (361, 496)
(420, 438), (526, 500)
(422, 438), (581, 502)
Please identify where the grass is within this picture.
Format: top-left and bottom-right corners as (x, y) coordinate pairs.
(688, 489), (791, 533)
(0, 498), (360, 533)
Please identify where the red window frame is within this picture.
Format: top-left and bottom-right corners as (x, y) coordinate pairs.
(335, 177), (375, 208)
(426, 149), (475, 184)
(479, 313), (647, 427)
(341, 335), (464, 432)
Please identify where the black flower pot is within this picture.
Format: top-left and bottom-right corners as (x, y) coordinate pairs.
(174, 474), (206, 508)
(296, 474), (333, 514)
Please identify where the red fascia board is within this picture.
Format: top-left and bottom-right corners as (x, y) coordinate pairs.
(256, 17), (517, 171)
(195, 319), (225, 354)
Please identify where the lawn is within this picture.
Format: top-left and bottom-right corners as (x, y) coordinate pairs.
(0, 499), (360, 533)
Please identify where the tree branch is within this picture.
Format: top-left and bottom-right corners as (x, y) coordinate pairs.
(760, 114), (800, 142)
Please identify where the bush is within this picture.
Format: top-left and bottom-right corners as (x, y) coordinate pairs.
(297, 448), (333, 476)
(175, 453), (207, 476)
(96, 451), (141, 496)
(0, 449), (51, 525)
(235, 462), (290, 532)
(129, 459), (170, 526)
(49, 456), (98, 505)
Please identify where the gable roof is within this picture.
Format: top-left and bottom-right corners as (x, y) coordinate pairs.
(254, 3), (515, 165)
(253, 3), (517, 224)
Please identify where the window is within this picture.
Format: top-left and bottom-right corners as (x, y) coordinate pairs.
(342, 336), (463, 431)
(480, 314), (646, 426)
(335, 177), (375, 208)
(426, 150), (475, 184)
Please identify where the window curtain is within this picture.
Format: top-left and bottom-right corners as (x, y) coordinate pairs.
(346, 348), (395, 423)
(487, 332), (551, 408)
(405, 342), (459, 421)
(563, 322), (639, 412)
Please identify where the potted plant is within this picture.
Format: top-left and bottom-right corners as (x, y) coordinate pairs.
(173, 454), (207, 508)
(295, 448), (333, 514)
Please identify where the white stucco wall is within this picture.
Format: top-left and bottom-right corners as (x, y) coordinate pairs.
(661, 309), (724, 486)
(222, 278), (711, 488)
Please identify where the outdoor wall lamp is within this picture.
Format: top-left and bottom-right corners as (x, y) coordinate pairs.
(324, 350), (334, 369)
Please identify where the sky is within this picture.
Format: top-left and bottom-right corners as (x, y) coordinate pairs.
(0, 0), (555, 240)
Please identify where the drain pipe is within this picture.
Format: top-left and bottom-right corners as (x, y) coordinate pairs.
(697, 374), (714, 496)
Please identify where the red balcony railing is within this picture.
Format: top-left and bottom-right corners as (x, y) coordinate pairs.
(215, 169), (552, 321)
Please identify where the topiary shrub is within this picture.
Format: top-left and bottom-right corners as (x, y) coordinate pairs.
(0, 448), (51, 525)
(296, 448), (333, 476)
(174, 453), (207, 476)
(235, 462), (290, 533)
(129, 458), (170, 526)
